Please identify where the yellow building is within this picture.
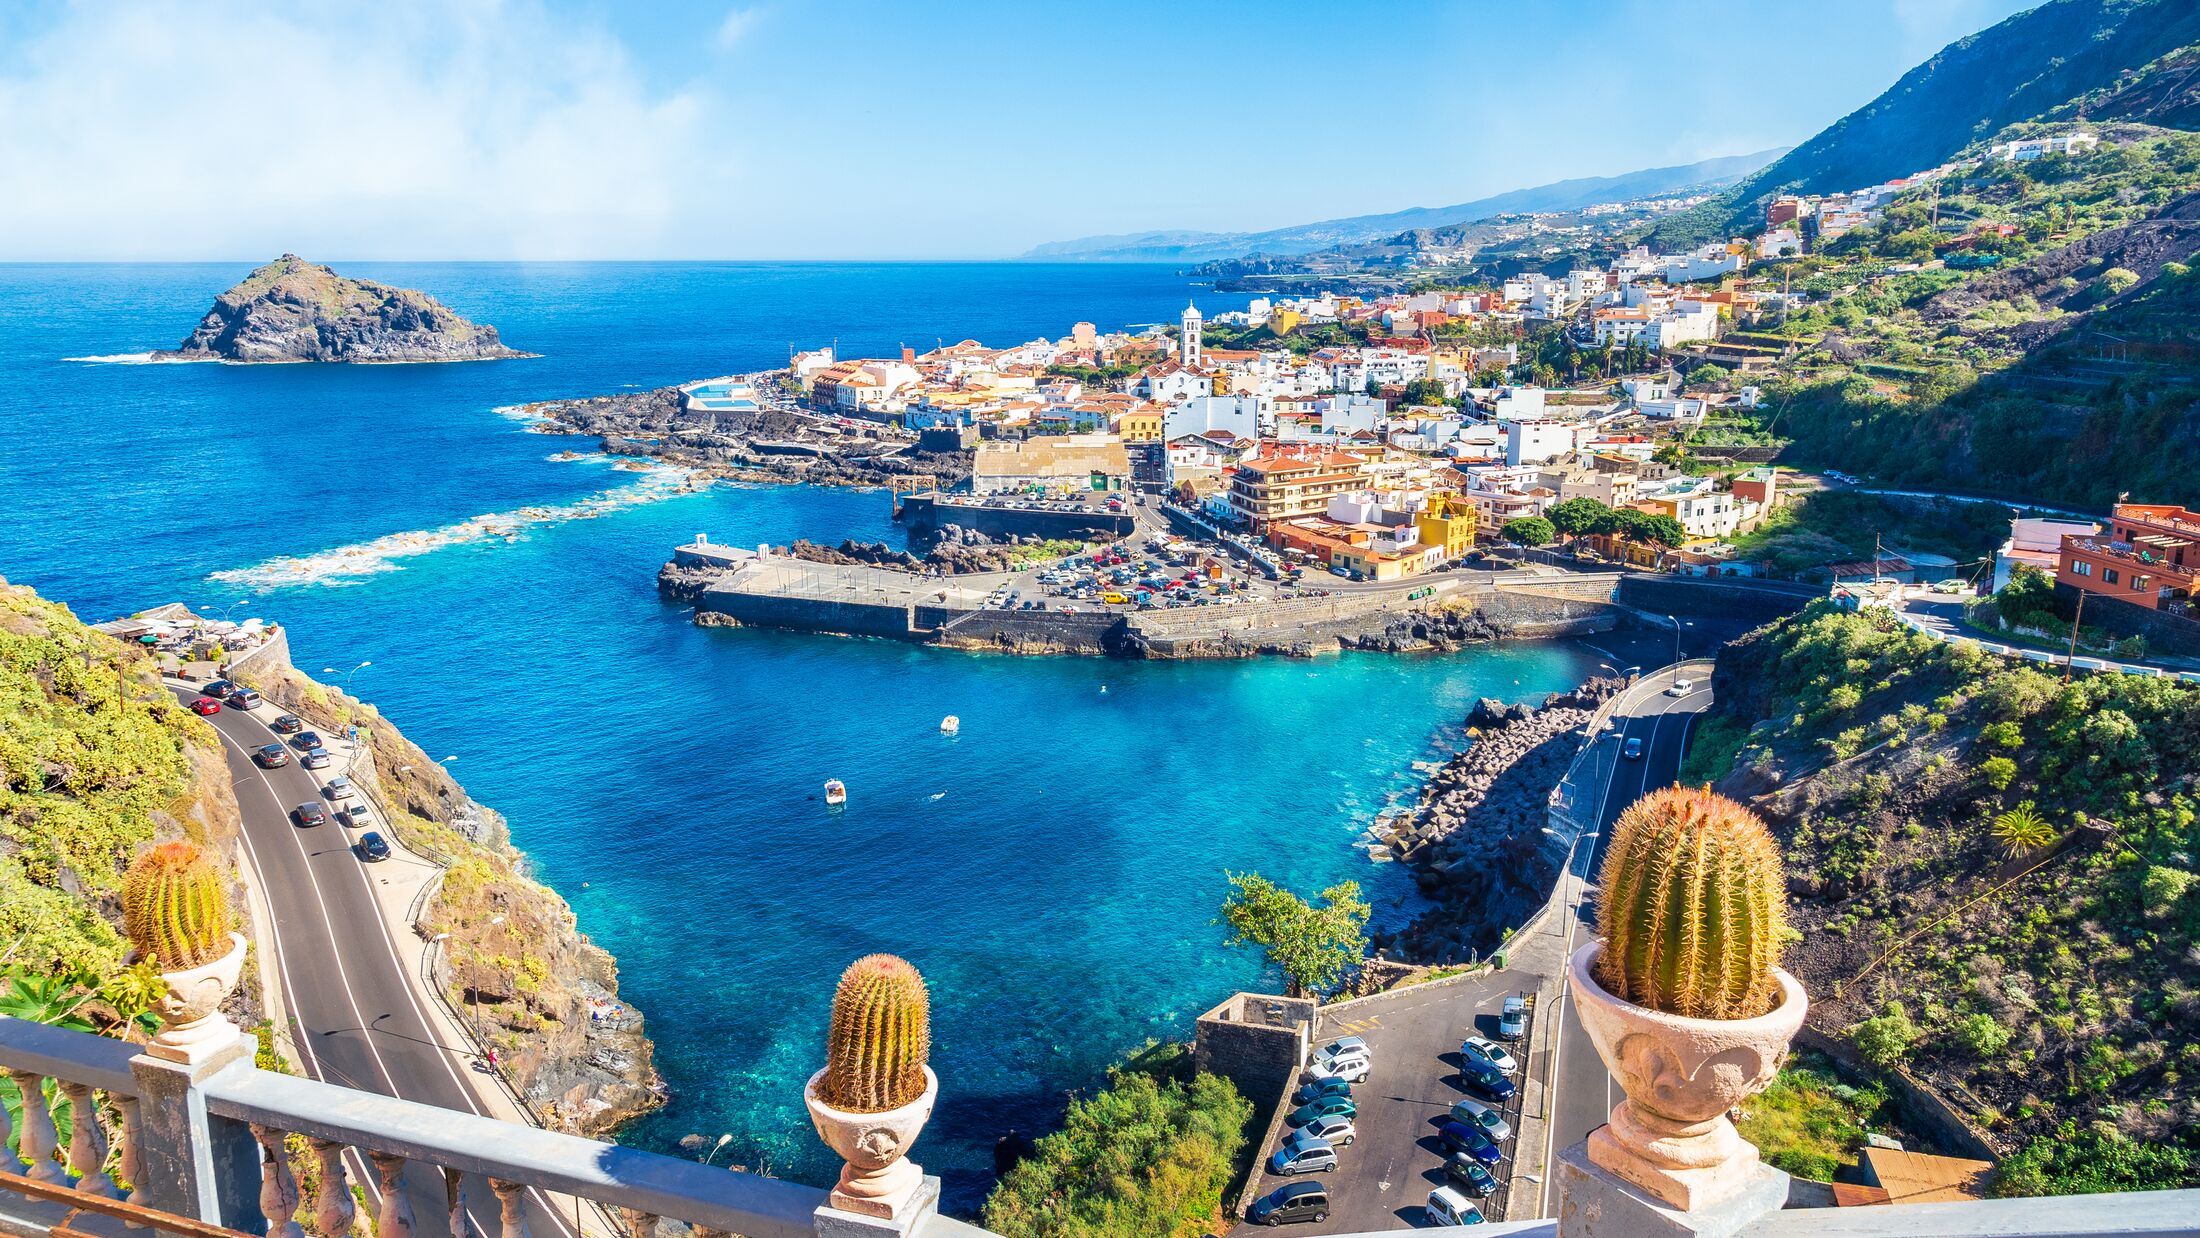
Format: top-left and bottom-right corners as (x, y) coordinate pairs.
(1414, 498), (1479, 562)
(1113, 409), (1163, 443)
(1270, 309), (1301, 336)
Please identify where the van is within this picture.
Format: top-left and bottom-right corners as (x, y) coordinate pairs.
(1101, 592), (1129, 605)
(1425, 1186), (1484, 1226)
(1666, 677), (1696, 697)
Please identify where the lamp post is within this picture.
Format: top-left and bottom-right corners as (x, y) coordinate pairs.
(701, 1134), (734, 1166)
(1668, 615), (1692, 682)
(322, 660), (373, 687)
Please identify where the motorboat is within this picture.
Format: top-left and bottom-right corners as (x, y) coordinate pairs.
(824, 779), (847, 806)
(940, 715), (959, 735)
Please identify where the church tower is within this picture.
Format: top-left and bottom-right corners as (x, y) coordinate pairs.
(1180, 300), (1204, 367)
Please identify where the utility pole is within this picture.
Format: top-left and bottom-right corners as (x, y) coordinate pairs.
(2064, 588), (2088, 683)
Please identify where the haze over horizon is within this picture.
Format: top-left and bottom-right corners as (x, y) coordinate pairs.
(0, 0), (2037, 262)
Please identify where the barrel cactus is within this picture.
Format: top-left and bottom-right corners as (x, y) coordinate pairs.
(820, 954), (930, 1112)
(1594, 786), (1788, 1020)
(122, 841), (235, 971)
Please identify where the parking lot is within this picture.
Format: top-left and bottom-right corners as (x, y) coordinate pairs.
(1231, 970), (1539, 1233)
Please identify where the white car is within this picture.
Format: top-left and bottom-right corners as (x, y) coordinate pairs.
(1666, 677), (1696, 697)
(1306, 1053), (1370, 1085)
(1426, 1186), (1484, 1227)
(1460, 1035), (1518, 1074)
(1312, 1036), (1369, 1066)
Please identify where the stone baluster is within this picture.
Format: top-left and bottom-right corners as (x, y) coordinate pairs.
(618, 1209), (658, 1238)
(369, 1153), (414, 1238)
(115, 1094), (145, 1206)
(444, 1167), (471, 1238)
(251, 1123), (307, 1238)
(308, 1138), (356, 1237)
(8, 1070), (68, 1183)
(0, 1079), (14, 1177)
(55, 1080), (119, 1197)
(487, 1179), (530, 1238)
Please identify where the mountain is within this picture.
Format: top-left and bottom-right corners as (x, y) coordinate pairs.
(155, 254), (534, 363)
(1023, 149), (1787, 262)
(1648, 0), (2200, 245)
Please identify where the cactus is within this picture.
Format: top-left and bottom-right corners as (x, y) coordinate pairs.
(122, 841), (234, 971)
(1594, 786), (1789, 1020)
(820, 954), (930, 1112)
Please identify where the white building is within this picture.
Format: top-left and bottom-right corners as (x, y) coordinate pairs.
(1180, 301), (1204, 368)
(1163, 394), (1266, 444)
(1505, 419), (1576, 466)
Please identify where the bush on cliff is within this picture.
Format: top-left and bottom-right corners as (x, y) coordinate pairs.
(983, 1049), (1251, 1238)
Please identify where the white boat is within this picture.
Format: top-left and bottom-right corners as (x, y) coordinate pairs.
(823, 779), (847, 806)
(940, 715), (960, 735)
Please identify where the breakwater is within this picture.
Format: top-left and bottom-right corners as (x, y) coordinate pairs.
(895, 492), (1136, 543)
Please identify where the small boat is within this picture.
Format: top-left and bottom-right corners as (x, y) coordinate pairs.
(823, 779), (847, 807)
(940, 715), (960, 735)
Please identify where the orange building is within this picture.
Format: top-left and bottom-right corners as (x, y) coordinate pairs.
(2056, 503), (2200, 612)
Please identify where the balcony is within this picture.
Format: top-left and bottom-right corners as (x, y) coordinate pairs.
(0, 1009), (2194, 1238)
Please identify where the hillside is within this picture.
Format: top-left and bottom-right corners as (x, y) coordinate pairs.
(1683, 604), (2200, 1194)
(0, 580), (242, 1016)
(1646, 0), (2200, 246)
(1024, 149), (1784, 262)
(155, 254), (533, 363)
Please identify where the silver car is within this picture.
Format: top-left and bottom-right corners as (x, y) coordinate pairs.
(1451, 1096), (1512, 1142)
(1269, 1131), (1337, 1176)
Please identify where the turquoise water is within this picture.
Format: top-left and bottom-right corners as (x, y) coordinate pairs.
(0, 263), (1593, 1203)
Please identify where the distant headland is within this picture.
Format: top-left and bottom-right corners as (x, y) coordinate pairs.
(154, 254), (535, 363)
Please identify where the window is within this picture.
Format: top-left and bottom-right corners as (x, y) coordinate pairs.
(2105, 568), (2120, 585)
(2074, 561), (2092, 576)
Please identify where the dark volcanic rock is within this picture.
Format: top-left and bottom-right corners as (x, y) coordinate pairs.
(155, 255), (532, 363)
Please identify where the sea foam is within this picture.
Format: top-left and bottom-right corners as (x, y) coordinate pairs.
(211, 467), (703, 588)
(63, 351), (213, 364)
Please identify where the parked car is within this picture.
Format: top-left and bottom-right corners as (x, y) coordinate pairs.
(189, 697), (222, 716)
(301, 749), (332, 771)
(1622, 736), (1645, 760)
(290, 732), (323, 751)
(1460, 1059), (1517, 1103)
(1268, 1130), (1337, 1176)
(271, 713), (305, 734)
(1425, 1185), (1485, 1226)
(1304, 1053), (1370, 1085)
(1301, 1114), (1356, 1147)
(356, 832), (392, 863)
(1460, 1035), (1518, 1075)
(1667, 677), (1696, 697)
(1444, 1152), (1499, 1198)
(1450, 1097), (1512, 1142)
(1439, 1120), (1502, 1166)
(1246, 1181), (1329, 1226)
(1312, 1036), (1369, 1067)
(341, 803), (374, 829)
(291, 803), (328, 828)
(1497, 995), (1527, 1041)
(1293, 1076), (1352, 1107)
(253, 743), (289, 769)
(228, 688), (263, 710)
(1286, 1094), (1355, 1128)
(323, 776), (355, 801)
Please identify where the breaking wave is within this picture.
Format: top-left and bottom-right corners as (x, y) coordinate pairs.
(63, 351), (213, 364)
(210, 467), (703, 588)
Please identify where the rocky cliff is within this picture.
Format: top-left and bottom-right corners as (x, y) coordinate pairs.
(155, 255), (533, 363)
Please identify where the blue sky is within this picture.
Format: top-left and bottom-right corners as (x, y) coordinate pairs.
(0, 0), (2038, 260)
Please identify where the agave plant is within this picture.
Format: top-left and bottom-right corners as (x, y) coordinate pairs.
(1595, 785), (1789, 1021)
(1991, 801), (2057, 858)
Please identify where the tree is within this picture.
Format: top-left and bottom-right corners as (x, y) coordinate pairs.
(1218, 874), (1368, 1000)
(1991, 801), (2057, 858)
(1398, 378), (1448, 407)
(1501, 517), (1556, 548)
(1545, 497), (1611, 543)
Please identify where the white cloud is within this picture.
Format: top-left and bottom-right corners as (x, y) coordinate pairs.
(0, 1), (737, 259)
(716, 6), (762, 49)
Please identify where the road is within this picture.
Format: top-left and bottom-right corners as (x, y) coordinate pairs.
(172, 685), (580, 1238)
(1538, 667), (1711, 1214)
(1229, 976), (1534, 1234)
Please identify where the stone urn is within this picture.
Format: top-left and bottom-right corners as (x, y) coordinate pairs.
(146, 932), (250, 1065)
(1570, 940), (1807, 1210)
(804, 1066), (938, 1219)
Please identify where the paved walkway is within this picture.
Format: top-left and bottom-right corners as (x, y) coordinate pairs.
(1893, 592), (2200, 681)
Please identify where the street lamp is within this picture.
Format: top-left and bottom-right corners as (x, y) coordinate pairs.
(322, 661), (373, 686)
(1668, 615), (1693, 683)
(701, 1134), (734, 1166)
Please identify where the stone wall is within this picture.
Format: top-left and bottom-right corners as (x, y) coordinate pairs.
(1615, 575), (1817, 626)
(695, 586), (922, 641)
(933, 609), (1123, 654)
(1194, 992), (1312, 1108)
(2050, 581), (2200, 657)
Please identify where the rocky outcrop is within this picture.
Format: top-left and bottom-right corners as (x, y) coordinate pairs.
(155, 255), (532, 363)
(1375, 677), (1626, 964)
(783, 527), (1058, 576)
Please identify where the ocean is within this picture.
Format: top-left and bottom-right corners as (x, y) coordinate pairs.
(0, 262), (1595, 1203)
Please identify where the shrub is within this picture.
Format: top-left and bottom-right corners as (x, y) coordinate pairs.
(1992, 802), (2058, 858)
(2141, 866), (2195, 922)
(1980, 721), (2024, 749)
(1979, 756), (2018, 791)
(1994, 1123), (2195, 1197)
(1954, 1012), (2012, 1059)
(1851, 1002), (1920, 1069)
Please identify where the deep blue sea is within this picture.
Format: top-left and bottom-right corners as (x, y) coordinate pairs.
(0, 263), (1593, 1202)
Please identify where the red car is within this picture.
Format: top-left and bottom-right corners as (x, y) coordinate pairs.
(189, 697), (222, 716)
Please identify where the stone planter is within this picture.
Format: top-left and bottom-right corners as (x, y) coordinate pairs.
(146, 933), (250, 1065)
(804, 1066), (938, 1219)
(1570, 940), (1807, 1211)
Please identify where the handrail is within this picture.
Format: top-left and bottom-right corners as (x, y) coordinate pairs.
(0, 1019), (139, 1095)
(0, 1167), (258, 1238)
(199, 1067), (825, 1238)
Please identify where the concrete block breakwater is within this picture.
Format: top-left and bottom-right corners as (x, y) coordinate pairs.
(659, 540), (1628, 659)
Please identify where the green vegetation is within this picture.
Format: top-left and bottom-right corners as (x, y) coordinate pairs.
(1728, 491), (2009, 578)
(1200, 319), (1372, 356)
(0, 582), (236, 981)
(1218, 873), (1369, 1000)
(983, 1043), (1252, 1238)
(1687, 602), (2200, 1192)
(820, 954), (930, 1113)
(1735, 1053), (1887, 1181)
(1499, 516), (1555, 548)
(1595, 786), (1789, 1020)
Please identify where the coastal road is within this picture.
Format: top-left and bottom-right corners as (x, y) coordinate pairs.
(172, 685), (581, 1238)
(1537, 667), (1713, 1213)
